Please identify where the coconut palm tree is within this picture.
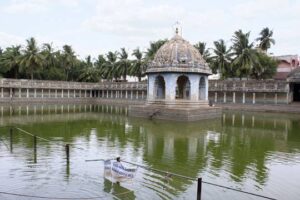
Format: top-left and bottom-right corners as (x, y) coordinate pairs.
(103, 51), (118, 81)
(0, 45), (22, 78)
(61, 45), (77, 81)
(194, 42), (211, 62)
(79, 55), (99, 82)
(94, 54), (107, 79)
(232, 30), (259, 79)
(41, 43), (57, 69)
(117, 48), (131, 81)
(256, 27), (275, 52)
(130, 48), (145, 82)
(19, 37), (44, 80)
(145, 39), (167, 60)
(210, 40), (232, 78)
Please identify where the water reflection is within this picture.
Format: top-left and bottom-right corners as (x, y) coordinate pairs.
(0, 104), (299, 199)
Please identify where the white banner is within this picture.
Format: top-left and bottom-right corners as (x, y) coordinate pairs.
(104, 160), (137, 179)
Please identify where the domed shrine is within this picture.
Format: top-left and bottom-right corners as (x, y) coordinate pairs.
(129, 28), (221, 121)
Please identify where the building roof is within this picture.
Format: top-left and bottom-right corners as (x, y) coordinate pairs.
(146, 32), (211, 74)
(274, 55), (299, 65)
(287, 67), (300, 82)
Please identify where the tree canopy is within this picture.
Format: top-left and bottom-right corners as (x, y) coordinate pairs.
(0, 28), (277, 82)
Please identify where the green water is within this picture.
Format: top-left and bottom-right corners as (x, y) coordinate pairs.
(0, 104), (299, 200)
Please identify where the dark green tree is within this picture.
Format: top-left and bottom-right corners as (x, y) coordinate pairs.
(145, 39), (167, 60)
(251, 53), (277, 79)
(210, 40), (233, 78)
(19, 37), (44, 80)
(78, 55), (100, 82)
(117, 48), (131, 81)
(61, 45), (77, 81)
(194, 42), (211, 62)
(130, 48), (145, 82)
(256, 27), (275, 52)
(231, 30), (259, 79)
(103, 51), (118, 81)
(0, 45), (22, 78)
(41, 43), (57, 69)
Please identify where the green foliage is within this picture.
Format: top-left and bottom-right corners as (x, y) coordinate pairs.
(117, 48), (131, 81)
(0, 28), (277, 82)
(19, 37), (44, 79)
(256, 27), (275, 52)
(210, 40), (233, 79)
(0, 45), (21, 78)
(194, 42), (211, 63)
(130, 48), (146, 82)
(145, 39), (168, 60)
(251, 53), (277, 79)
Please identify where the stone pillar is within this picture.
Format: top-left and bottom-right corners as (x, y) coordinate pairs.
(164, 74), (177, 101)
(286, 93), (289, 104)
(111, 90), (113, 98)
(85, 90), (87, 98)
(136, 90), (138, 99)
(233, 92), (236, 104)
(205, 76), (209, 101)
(106, 90), (109, 98)
(125, 90), (128, 99)
(34, 88), (37, 98)
(74, 90), (76, 98)
(19, 88), (21, 98)
(68, 90), (70, 98)
(90, 90), (92, 98)
(55, 89), (57, 98)
(1, 88), (3, 98)
(223, 92), (226, 103)
(27, 88), (29, 98)
(253, 93), (256, 104)
(42, 89), (44, 98)
(62, 89), (64, 98)
(49, 89), (51, 98)
(242, 92), (245, 104)
(188, 74), (200, 101)
(215, 92), (217, 103)
(147, 75), (155, 100)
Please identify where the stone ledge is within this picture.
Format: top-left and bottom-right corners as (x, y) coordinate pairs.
(129, 105), (222, 121)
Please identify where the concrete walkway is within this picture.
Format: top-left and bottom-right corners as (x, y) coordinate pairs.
(218, 102), (300, 114)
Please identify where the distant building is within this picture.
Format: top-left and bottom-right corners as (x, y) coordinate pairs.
(273, 55), (300, 80)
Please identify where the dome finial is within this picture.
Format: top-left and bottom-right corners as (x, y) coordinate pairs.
(173, 21), (181, 36)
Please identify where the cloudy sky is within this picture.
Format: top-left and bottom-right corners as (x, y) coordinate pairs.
(0, 0), (299, 58)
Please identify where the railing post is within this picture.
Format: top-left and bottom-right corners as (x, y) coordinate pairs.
(65, 144), (70, 162)
(9, 127), (13, 152)
(33, 136), (37, 163)
(197, 178), (202, 200)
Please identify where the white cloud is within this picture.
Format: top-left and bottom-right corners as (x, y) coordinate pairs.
(232, 0), (300, 20)
(82, 0), (186, 38)
(2, 0), (80, 14)
(0, 0), (299, 57)
(0, 32), (25, 48)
